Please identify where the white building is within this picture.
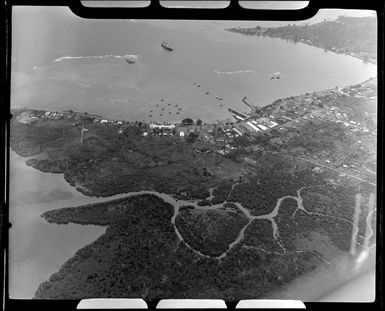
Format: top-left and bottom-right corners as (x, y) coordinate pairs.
(179, 131), (185, 138)
(232, 128), (243, 136)
(268, 121), (279, 128)
(149, 123), (175, 130)
(246, 122), (261, 132)
(234, 115), (244, 121)
(257, 124), (268, 131)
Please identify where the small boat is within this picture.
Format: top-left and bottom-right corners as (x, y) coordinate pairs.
(218, 98), (223, 101)
(160, 114), (163, 116)
(205, 91), (210, 95)
(168, 112), (171, 114)
(161, 108), (165, 111)
(168, 103), (171, 106)
(149, 115), (152, 117)
(176, 112), (180, 114)
(156, 104), (159, 107)
(161, 41), (173, 51)
(150, 110), (153, 112)
(271, 72), (281, 80)
(197, 84), (200, 87)
(161, 99), (164, 102)
(219, 104), (223, 107)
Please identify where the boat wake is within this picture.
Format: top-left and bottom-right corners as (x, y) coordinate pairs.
(213, 69), (256, 75)
(52, 54), (139, 63)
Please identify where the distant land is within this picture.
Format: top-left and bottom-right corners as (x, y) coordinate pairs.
(227, 16), (377, 64)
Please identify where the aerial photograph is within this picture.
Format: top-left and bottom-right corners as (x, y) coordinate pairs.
(9, 6), (377, 302)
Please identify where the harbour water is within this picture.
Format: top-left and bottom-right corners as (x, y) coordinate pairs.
(9, 152), (108, 298)
(11, 8), (376, 123)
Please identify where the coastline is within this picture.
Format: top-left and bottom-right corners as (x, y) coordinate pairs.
(10, 72), (377, 301)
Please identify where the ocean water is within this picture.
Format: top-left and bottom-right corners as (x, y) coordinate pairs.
(11, 8), (376, 123)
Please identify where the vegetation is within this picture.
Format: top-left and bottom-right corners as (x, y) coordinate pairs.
(175, 209), (248, 257)
(242, 219), (283, 254)
(35, 194), (325, 300)
(10, 117), (219, 199)
(186, 132), (199, 144)
(283, 120), (348, 154)
(228, 16), (377, 63)
(211, 180), (234, 204)
(12, 105), (376, 300)
(34, 156), (375, 300)
(264, 17), (376, 58)
(228, 169), (327, 216)
(181, 118), (194, 125)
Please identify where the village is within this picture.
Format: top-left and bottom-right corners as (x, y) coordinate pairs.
(12, 76), (376, 187)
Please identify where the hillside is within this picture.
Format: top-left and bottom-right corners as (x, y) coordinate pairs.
(228, 16), (377, 64)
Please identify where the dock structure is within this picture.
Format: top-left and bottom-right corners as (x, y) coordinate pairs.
(228, 108), (248, 119)
(242, 96), (254, 110)
(233, 115), (245, 121)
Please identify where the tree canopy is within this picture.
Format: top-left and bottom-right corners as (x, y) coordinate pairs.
(182, 118), (194, 125)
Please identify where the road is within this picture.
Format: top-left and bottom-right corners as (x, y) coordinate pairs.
(285, 155), (376, 187)
(363, 164), (376, 175)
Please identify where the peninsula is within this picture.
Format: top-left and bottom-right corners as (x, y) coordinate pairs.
(10, 75), (377, 300)
(227, 16), (377, 64)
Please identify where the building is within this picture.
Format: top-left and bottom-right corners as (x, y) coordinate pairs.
(149, 123), (176, 130)
(246, 121), (261, 132)
(257, 124), (268, 131)
(232, 128), (243, 136)
(233, 115), (245, 121)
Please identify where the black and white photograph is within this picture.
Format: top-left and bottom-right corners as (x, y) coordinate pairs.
(8, 3), (377, 302)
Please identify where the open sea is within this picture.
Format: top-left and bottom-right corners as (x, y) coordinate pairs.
(11, 8), (376, 123)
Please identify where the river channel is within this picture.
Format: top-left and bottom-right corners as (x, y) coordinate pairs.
(10, 149), (377, 300)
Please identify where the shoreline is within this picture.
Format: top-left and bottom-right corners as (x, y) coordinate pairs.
(10, 72), (377, 134)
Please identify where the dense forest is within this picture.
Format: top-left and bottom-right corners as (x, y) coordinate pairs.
(175, 209), (248, 257)
(228, 16), (377, 63)
(227, 169), (327, 216)
(10, 117), (224, 199)
(35, 192), (333, 300)
(35, 165), (376, 300)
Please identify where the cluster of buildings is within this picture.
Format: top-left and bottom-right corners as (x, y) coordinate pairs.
(145, 123), (183, 138)
(15, 109), (105, 124)
(340, 80), (377, 100)
(307, 106), (371, 134)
